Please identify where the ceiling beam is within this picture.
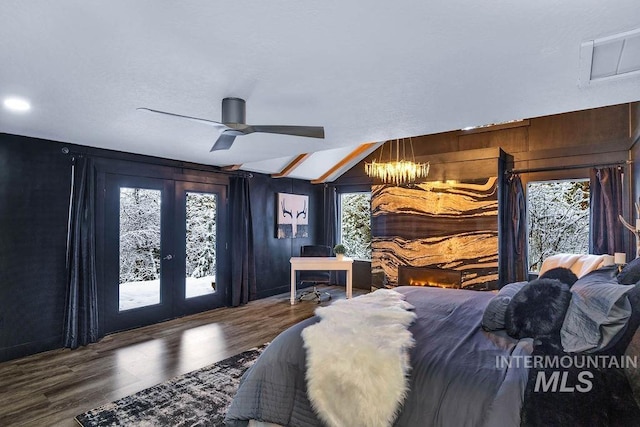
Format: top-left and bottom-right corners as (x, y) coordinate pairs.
(222, 164), (243, 171)
(311, 142), (378, 184)
(271, 153), (311, 178)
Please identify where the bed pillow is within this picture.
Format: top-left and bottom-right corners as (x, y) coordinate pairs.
(505, 279), (572, 339)
(481, 296), (511, 331)
(561, 268), (634, 353)
(607, 283), (640, 407)
(618, 257), (640, 285)
(539, 267), (578, 288)
(625, 321), (640, 408)
(496, 281), (529, 298)
(481, 281), (527, 331)
(539, 253), (607, 279)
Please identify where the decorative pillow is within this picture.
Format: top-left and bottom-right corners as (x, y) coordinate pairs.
(505, 279), (572, 339)
(481, 296), (511, 331)
(481, 281), (527, 331)
(561, 268), (634, 353)
(618, 257), (640, 285)
(539, 267), (578, 288)
(496, 281), (528, 298)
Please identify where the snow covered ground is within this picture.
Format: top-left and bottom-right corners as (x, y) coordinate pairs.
(119, 276), (216, 311)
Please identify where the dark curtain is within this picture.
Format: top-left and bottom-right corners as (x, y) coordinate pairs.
(229, 176), (256, 306)
(589, 167), (624, 255)
(323, 184), (339, 283)
(323, 184), (338, 249)
(504, 173), (528, 284)
(63, 156), (100, 349)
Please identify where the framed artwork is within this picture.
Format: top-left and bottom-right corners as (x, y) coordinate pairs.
(276, 193), (309, 238)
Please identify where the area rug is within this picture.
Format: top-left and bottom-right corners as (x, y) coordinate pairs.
(75, 345), (266, 427)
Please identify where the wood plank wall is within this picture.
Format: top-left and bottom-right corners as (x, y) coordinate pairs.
(335, 103), (634, 186)
(335, 102), (637, 286)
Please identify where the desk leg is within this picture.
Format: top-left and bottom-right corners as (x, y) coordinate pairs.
(290, 267), (296, 305)
(346, 267), (352, 299)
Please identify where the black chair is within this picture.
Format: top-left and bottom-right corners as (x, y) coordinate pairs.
(297, 245), (332, 303)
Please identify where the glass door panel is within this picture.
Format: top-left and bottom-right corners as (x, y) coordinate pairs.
(103, 174), (174, 334)
(118, 187), (162, 311)
(175, 180), (227, 314)
(185, 191), (217, 299)
(102, 174), (227, 334)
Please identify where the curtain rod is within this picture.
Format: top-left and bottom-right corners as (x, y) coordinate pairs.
(61, 146), (253, 178)
(505, 160), (631, 175)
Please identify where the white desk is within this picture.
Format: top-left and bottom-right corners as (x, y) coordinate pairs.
(290, 257), (353, 305)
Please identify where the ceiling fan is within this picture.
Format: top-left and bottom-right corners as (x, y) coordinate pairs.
(138, 97), (325, 152)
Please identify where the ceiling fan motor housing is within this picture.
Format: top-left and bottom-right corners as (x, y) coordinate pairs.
(222, 97), (246, 124)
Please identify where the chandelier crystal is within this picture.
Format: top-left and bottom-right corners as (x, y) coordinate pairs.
(365, 138), (429, 186)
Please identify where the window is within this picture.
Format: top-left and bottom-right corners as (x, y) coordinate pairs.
(119, 187), (162, 311)
(339, 192), (372, 260)
(185, 191), (217, 298)
(527, 179), (590, 272)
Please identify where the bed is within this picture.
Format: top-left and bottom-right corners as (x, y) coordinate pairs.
(225, 259), (640, 427)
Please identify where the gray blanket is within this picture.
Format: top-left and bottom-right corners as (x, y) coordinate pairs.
(225, 286), (532, 427)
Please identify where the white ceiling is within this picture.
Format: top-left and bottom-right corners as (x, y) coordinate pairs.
(1, 1), (639, 181)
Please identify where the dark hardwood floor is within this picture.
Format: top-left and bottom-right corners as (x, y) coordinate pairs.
(0, 285), (366, 426)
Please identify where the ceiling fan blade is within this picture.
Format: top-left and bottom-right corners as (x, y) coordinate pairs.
(137, 108), (228, 129)
(210, 132), (237, 152)
(248, 125), (325, 139)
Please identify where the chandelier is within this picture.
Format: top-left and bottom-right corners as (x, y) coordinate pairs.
(365, 138), (430, 186)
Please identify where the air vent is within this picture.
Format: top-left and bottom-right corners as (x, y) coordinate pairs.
(580, 27), (640, 85)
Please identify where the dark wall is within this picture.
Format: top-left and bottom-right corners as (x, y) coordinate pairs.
(0, 134), (71, 361)
(250, 173), (323, 298)
(0, 132), (323, 362)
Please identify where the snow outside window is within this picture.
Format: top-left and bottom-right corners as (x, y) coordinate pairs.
(339, 192), (372, 260)
(527, 179), (590, 272)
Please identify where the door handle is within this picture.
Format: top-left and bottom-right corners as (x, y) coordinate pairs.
(163, 254), (173, 260)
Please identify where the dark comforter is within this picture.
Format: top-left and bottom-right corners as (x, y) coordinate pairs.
(225, 286), (532, 427)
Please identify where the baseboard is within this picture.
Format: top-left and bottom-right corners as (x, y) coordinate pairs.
(0, 335), (62, 363)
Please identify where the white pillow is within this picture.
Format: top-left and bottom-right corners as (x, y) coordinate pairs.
(539, 253), (608, 279)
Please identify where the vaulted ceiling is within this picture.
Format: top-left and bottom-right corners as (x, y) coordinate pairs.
(1, 2), (639, 181)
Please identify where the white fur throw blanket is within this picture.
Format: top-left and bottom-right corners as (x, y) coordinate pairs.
(301, 289), (417, 427)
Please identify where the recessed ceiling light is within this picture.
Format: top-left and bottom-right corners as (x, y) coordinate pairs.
(3, 97), (31, 113)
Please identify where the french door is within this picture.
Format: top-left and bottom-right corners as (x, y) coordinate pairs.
(102, 174), (227, 333)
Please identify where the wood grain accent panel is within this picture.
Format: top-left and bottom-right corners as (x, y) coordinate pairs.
(427, 159), (500, 182)
(528, 105), (630, 151)
(631, 102), (640, 146)
(334, 102), (632, 187)
(410, 132), (461, 156)
(371, 177), (498, 289)
(458, 126), (529, 153)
